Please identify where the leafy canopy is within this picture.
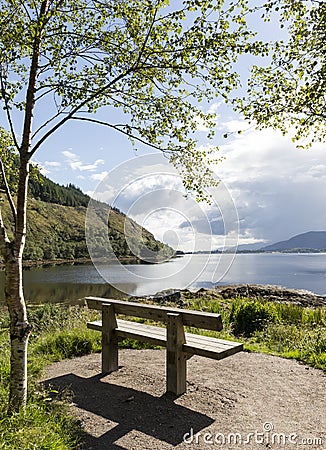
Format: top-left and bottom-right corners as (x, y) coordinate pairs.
(0, 128), (18, 189)
(0, 127), (40, 197)
(235, 0), (326, 148)
(0, 0), (262, 197)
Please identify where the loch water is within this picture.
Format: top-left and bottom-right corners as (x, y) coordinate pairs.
(0, 253), (325, 305)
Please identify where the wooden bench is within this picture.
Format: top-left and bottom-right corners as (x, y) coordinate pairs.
(85, 297), (243, 395)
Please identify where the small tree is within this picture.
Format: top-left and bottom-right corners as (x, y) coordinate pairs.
(235, 0), (326, 147)
(0, 0), (260, 411)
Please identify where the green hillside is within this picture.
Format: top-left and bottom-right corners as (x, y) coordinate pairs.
(1, 175), (173, 262)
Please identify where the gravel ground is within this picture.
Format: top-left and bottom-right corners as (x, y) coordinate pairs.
(43, 350), (326, 450)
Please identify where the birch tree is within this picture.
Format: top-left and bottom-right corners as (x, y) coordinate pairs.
(0, 0), (260, 411)
(235, 0), (326, 147)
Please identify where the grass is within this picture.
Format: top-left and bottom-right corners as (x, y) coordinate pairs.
(0, 294), (325, 449)
(181, 290), (326, 372)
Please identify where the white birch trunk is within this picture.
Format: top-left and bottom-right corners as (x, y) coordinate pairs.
(1, 157), (32, 412)
(5, 255), (31, 411)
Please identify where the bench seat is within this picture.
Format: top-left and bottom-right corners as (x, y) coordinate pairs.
(87, 319), (243, 360)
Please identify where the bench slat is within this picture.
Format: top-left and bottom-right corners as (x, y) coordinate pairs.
(182, 332), (241, 349)
(85, 297), (223, 332)
(184, 334), (243, 360)
(87, 319), (243, 360)
(116, 321), (166, 347)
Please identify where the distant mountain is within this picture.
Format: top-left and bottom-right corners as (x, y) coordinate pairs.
(236, 242), (267, 251)
(261, 231), (326, 252)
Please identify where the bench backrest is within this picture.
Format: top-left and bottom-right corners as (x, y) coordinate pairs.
(85, 297), (223, 331)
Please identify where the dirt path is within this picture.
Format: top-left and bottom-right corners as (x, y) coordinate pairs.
(43, 350), (326, 450)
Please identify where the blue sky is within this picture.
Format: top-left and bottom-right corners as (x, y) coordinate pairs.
(4, 2), (326, 252)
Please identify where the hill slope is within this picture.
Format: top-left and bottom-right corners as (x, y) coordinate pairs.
(261, 231), (326, 252)
(1, 175), (172, 262)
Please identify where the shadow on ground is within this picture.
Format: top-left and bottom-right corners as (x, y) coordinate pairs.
(43, 372), (214, 449)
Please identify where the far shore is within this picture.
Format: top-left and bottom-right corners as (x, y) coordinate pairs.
(0, 254), (176, 269)
(0, 256), (141, 269)
(1, 250), (326, 270)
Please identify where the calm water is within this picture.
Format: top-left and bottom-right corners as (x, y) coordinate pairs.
(0, 253), (325, 305)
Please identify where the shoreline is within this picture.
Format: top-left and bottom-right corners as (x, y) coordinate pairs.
(0, 256), (151, 269)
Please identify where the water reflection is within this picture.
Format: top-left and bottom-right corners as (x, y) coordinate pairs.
(24, 283), (127, 305)
(0, 264), (133, 305)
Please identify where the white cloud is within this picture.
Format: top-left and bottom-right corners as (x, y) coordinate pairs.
(91, 171), (109, 181)
(208, 102), (222, 115)
(109, 175), (238, 252)
(34, 159), (61, 176)
(86, 187), (117, 204)
(62, 150), (105, 172)
(44, 161), (61, 167)
(62, 150), (77, 160)
(219, 119), (248, 134)
(212, 124), (326, 244)
(83, 155), (239, 252)
(195, 116), (209, 132)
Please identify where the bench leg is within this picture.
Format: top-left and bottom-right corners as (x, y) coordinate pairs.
(166, 313), (187, 395)
(102, 304), (118, 374)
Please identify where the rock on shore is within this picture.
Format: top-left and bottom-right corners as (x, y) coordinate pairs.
(135, 284), (326, 308)
(213, 284), (326, 307)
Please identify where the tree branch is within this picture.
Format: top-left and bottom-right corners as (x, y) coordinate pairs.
(30, 65), (138, 156)
(0, 157), (17, 225)
(0, 70), (20, 151)
(134, 7), (158, 67)
(0, 207), (11, 261)
(21, 1), (50, 156)
(30, 5), (164, 156)
(31, 110), (64, 139)
(71, 116), (165, 151)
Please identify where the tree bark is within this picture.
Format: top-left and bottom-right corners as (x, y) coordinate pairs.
(6, 254), (32, 412)
(5, 157), (31, 412)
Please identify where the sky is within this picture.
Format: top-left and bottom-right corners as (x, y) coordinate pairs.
(4, 2), (326, 253)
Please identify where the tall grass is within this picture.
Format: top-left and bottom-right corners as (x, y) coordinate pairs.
(0, 391), (81, 450)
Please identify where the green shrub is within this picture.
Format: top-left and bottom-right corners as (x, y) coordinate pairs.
(28, 304), (98, 339)
(250, 323), (326, 371)
(230, 298), (278, 337)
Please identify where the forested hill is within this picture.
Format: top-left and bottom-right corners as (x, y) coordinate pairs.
(1, 175), (173, 262)
(29, 173), (90, 207)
